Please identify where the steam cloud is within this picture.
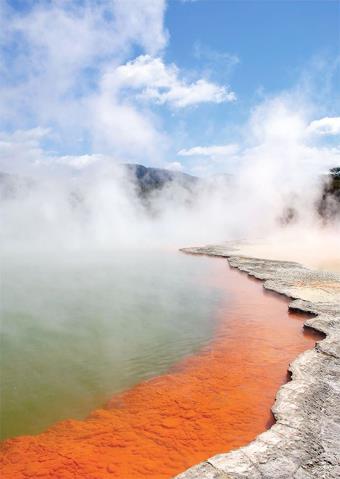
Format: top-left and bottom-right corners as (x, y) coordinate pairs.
(0, 1), (339, 268)
(1, 95), (339, 265)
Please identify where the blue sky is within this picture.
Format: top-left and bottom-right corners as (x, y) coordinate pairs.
(0, 0), (339, 176)
(165, 1), (340, 162)
(167, 0), (339, 93)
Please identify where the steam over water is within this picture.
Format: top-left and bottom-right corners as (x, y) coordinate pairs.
(0, 94), (339, 444)
(1, 250), (225, 439)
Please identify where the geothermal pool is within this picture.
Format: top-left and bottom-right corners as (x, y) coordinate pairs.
(0, 251), (321, 479)
(1, 251), (225, 439)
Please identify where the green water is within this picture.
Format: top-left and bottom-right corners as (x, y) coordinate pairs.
(0, 250), (226, 439)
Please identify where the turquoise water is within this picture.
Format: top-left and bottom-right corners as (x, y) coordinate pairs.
(0, 250), (226, 439)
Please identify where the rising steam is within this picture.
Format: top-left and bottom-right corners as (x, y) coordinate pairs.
(0, 95), (339, 267)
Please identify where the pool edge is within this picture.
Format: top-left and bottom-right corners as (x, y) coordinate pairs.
(176, 243), (340, 479)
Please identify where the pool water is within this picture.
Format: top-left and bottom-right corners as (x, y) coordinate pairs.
(0, 250), (225, 439)
(0, 252), (322, 479)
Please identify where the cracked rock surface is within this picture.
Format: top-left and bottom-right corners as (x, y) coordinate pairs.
(175, 243), (340, 479)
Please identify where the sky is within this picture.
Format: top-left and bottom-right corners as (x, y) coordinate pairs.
(0, 0), (340, 177)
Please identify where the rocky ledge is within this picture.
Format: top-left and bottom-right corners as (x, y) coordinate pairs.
(175, 243), (340, 479)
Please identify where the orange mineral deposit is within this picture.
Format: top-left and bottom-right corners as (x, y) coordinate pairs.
(0, 260), (322, 479)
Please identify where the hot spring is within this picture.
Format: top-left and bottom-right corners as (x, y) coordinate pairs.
(0, 249), (322, 479)
(0, 250), (225, 439)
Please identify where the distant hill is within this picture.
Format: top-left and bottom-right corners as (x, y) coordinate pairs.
(318, 167), (340, 220)
(124, 164), (199, 197)
(330, 167), (340, 179)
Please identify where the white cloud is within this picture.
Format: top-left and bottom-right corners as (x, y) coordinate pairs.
(0, 1), (236, 167)
(193, 42), (240, 73)
(248, 97), (307, 144)
(56, 154), (105, 170)
(113, 55), (236, 108)
(87, 61), (168, 157)
(166, 161), (184, 172)
(0, 1), (167, 123)
(177, 99), (340, 177)
(307, 117), (340, 136)
(178, 144), (239, 156)
(0, 1), (168, 161)
(0, 130), (111, 175)
(177, 144), (240, 177)
(0, 128), (50, 174)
